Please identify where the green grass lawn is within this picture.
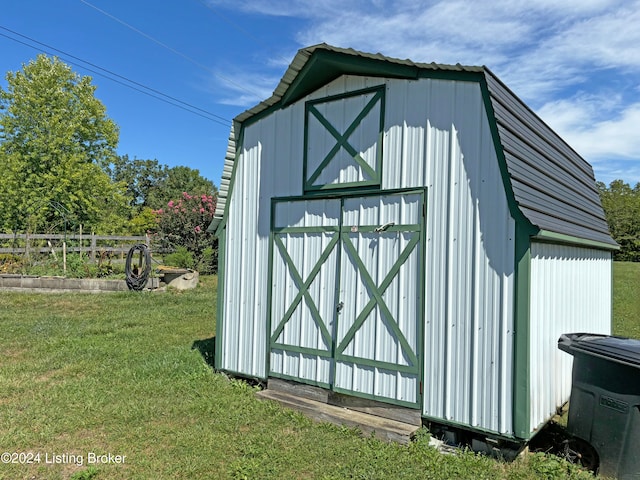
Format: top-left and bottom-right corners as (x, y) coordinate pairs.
(613, 261), (640, 339)
(2, 263), (638, 480)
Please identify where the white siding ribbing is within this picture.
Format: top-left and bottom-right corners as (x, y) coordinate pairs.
(529, 243), (612, 431)
(218, 104), (303, 378)
(220, 74), (516, 435)
(335, 193), (422, 404)
(382, 78), (516, 434)
(270, 199), (341, 385)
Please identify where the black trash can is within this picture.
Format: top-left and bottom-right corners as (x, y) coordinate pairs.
(558, 333), (640, 479)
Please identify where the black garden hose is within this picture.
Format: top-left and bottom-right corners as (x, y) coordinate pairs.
(125, 244), (151, 291)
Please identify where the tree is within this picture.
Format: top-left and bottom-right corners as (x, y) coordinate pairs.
(106, 155), (216, 212)
(0, 54), (126, 233)
(153, 192), (217, 273)
(598, 180), (640, 261)
(107, 155), (168, 209)
(145, 165), (216, 210)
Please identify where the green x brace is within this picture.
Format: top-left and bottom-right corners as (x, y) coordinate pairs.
(306, 89), (383, 188)
(336, 227), (420, 374)
(270, 229), (339, 357)
(271, 224), (420, 375)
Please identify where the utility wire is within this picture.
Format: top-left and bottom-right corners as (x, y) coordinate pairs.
(79, 0), (264, 99)
(0, 26), (231, 127)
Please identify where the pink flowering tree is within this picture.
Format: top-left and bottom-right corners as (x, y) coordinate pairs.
(153, 192), (217, 273)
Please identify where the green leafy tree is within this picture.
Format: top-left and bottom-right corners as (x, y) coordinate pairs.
(0, 54), (127, 233)
(106, 155), (216, 212)
(598, 180), (640, 261)
(107, 155), (168, 209)
(155, 165), (216, 204)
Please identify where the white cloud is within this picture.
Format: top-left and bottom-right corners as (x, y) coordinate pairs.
(537, 95), (640, 182)
(209, 70), (279, 107)
(208, 0), (640, 182)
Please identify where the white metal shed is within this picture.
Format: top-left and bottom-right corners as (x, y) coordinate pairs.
(209, 44), (617, 442)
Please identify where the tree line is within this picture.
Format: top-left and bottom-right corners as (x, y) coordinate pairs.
(1, 55), (638, 267)
(0, 55), (217, 271)
(597, 181), (640, 261)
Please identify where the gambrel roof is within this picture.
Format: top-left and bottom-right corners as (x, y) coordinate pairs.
(211, 43), (616, 248)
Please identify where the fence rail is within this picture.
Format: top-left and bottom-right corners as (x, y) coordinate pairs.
(0, 233), (150, 260)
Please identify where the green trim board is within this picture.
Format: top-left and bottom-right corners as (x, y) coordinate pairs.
(332, 385), (419, 410)
(511, 221), (536, 440)
(214, 225), (226, 371)
(281, 49), (420, 107)
(533, 230), (620, 251)
(304, 86), (385, 192)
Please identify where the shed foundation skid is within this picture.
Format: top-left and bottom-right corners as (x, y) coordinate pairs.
(256, 378), (421, 444)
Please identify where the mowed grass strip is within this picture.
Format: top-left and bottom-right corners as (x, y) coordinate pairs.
(3, 266), (637, 479)
(613, 261), (640, 339)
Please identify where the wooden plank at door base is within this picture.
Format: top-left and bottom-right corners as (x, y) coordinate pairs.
(257, 380), (421, 444)
(266, 378), (421, 425)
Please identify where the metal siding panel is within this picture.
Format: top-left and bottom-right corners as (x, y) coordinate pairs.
(336, 193), (422, 404)
(221, 138), (264, 377)
(417, 79), (515, 435)
(383, 80), (428, 190)
(529, 243), (612, 431)
(218, 106), (304, 379)
(270, 198), (340, 385)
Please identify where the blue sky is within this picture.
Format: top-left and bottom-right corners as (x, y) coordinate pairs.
(2, 0), (640, 187)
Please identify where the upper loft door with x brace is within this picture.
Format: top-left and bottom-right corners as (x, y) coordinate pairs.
(269, 191), (424, 408)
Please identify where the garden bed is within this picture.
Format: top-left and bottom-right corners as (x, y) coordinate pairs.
(0, 274), (160, 293)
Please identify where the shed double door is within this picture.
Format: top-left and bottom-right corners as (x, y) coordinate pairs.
(269, 191), (424, 407)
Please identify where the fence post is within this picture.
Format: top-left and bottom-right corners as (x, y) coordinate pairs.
(25, 232), (30, 260)
(91, 232), (96, 262)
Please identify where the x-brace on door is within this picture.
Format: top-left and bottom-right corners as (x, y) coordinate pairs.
(269, 191), (424, 408)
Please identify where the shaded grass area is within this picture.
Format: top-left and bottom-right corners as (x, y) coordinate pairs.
(0, 274), (608, 479)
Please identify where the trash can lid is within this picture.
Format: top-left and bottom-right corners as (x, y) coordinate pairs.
(558, 333), (640, 369)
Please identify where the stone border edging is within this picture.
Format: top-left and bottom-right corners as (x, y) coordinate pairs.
(0, 274), (160, 293)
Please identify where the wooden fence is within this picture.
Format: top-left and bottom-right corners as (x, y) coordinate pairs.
(0, 233), (151, 261)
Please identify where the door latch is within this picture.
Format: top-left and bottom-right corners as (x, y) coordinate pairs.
(336, 301), (344, 314)
(375, 221), (395, 233)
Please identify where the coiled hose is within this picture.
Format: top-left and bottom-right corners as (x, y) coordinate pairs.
(125, 244), (151, 291)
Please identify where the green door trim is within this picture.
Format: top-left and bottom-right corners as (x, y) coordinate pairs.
(304, 85), (385, 192)
(268, 189), (425, 408)
(269, 230), (339, 349)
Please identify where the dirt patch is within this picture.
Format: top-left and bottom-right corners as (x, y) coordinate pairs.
(529, 421), (599, 473)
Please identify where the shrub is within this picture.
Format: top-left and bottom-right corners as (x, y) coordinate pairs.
(153, 192), (217, 274)
(163, 246), (195, 269)
(0, 253), (24, 274)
